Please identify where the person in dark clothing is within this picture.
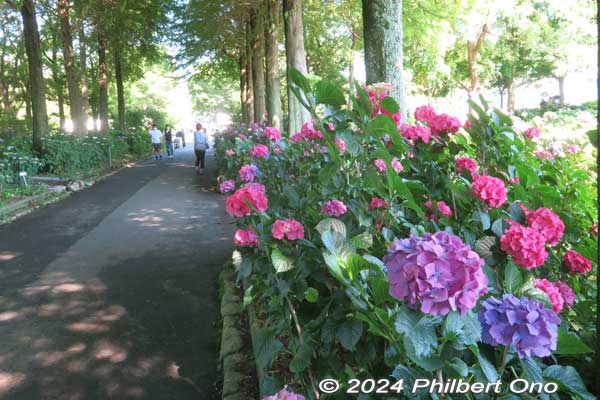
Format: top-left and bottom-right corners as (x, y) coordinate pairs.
(164, 126), (174, 159)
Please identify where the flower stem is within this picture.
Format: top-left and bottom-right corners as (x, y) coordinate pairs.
(497, 345), (509, 378)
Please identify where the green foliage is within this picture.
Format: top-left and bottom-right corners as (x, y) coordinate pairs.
(216, 73), (596, 396)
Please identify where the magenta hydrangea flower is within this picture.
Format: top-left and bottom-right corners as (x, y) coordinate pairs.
(391, 158), (403, 173)
(479, 294), (560, 358)
(321, 200), (347, 217)
(334, 137), (346, 154)
(384, 231), (488, 316)
(429, 113), (461, 136)
(414, 105), (436, 123)
(219, 179), (235, 193)
(225, 149), (235, 156)
(455, 156), (478, 175)
(263, 127), (282, 142)
(272, 219), (305, 240)
(554, 280), (575, 307)
(526, 207), (564, 247)
(374, 159), (387, 173)
(239, 164), (259, 182)
(500, 222), (548, 269)
(251, 144), (270, 158)
(472, 175), (508, 208)
(399, 123), (432, 143)
(233, 229), (259, 247)
(263, 386), (305, 400)
(535, 278), (564, 313)
(524, 127), (541, 140)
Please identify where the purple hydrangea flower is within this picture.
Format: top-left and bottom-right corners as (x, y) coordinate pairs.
(384, 231), (488, 316)
(263, 386), (305, 400)
(219, 180), (235, 193)
(239, 164), (259, 182)
(478, 294), (560, 358)
(321, 200), (347, 217)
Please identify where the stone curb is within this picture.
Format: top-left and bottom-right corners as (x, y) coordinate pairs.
(218, 262), (257, 400)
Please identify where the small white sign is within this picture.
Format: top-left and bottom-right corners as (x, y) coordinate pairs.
(19, 171), (28, 177)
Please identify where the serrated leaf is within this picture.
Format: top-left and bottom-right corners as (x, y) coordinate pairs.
(289, 343), (312, 373)
(477, 352), (499, 383)
(448, 358), (469, 377)
(504, 261), (523, 294)
(315, 218), (347, 237)
(337, 320), (363, 350)
(380, 96), (400, 114)
(289, 67), (311, 93)
(271, 248), (294, 273)
(555, 330), (593, 355)
(404, 338), (443, 371)
(520, 357), (544, 384)
(254, 328), (283, 370)
(315, 80), (346, 108)
(350, 231), (373, 249)
(474, 236), (496, 258)
(543, 365), (595, 400)
(407, 317), (438, 358)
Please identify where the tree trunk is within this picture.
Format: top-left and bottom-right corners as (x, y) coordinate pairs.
(114, 44), (125, 132)
(264, 0), (282, 130)
(507, 79), (515, 113)
(467, 24), (488, 101)
(58, 0), (86, 135)
(362, 0), (407, 121)
(348, 18), (358, 110)
(79, 23), (90, 119)
(283, 0), (311, 135)
(20, 0), (48, 154)
(499, 89), (504, 110)
(51, 43), (66, 131)
(251, 8), (267, 123)
(240, 55), (248, 122)
(0, 34), (12, 112)
(98, 33), (109, 134)
(245, 24), (254, 122)
(557, 76), (565, 107)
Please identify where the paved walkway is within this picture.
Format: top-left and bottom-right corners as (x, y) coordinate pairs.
(0, 148), (233, 399)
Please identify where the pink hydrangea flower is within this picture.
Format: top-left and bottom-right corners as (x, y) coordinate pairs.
(272, 219), (305, 240)
(563, 250), (592, 274)
(524, 127), (541, 140)
(384, 231), (488, 316)
(535, 278), (565, 313)
(534, 150), (554, 160)
(327, 122), (335, 131)
(374, 159), (387, 173)
(251, 144), (270, 158)
(300, 121), (324, 140)
(414, 105), (436, 123)
(239, 164), (259, 182)
(263, 127), (282, 142)
(526, 207), (564, 247)
(274, 145), (282, 154)
(566, 144), (580, 153)
(437, 201), (452, 217)
(391, 158), (403, 173)
(500, 222), (548, 269)
(399, 124), (432, 143)
(429, 113), (461, 136)
(472, 175), (508, 208)
(554, 280), (575, 307)
(233, 229), (259, 247)
(219, 179), (235, 193)
(334, 137), (346, 154)
(225, 186), (268, 217)
(238, 134), (247, 140)
(464, 120), (472, 130)
(368, 197), (388, 210)
(455, 156), (478, 175)
(263, 386), (305, 400)
(321, 200), (347, 217)
(225, 149), (235, 156)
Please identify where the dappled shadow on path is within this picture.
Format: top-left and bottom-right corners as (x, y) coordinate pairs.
(0, 251), (221, 399)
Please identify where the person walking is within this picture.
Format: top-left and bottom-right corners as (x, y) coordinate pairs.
(149, 124), (164, 160)
(164, 125), (174, 159)
(193, 123), (209, 175)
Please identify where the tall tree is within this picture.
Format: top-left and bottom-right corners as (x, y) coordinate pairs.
(57, 0), (87, 135)
(264, 0), (281, 130)
(8, 0), (48, 153)
(97, 32), (108, 134)
(362, 0), (406, 120)
(283, 0), (310, 135)
(251, 6), (266, 122)
(113, 44), (125, 132)
(78, 22), (90, 117)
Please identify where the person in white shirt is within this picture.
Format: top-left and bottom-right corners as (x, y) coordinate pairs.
(193, 123), (209, 175)
(149, 124), (164, 160)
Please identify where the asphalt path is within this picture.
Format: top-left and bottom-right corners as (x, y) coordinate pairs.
(0, 147), (233, 399)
